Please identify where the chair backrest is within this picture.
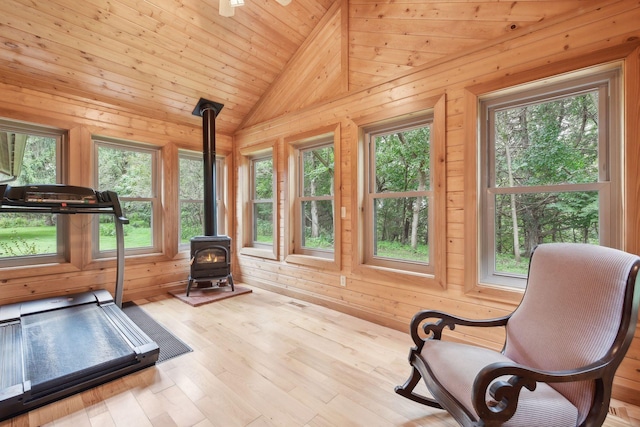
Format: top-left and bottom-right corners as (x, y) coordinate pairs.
(504, 243), (640, 423)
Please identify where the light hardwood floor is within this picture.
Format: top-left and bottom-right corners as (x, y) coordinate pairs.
(1, 286), (639, 427)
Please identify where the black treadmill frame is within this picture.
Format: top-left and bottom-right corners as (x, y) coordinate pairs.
(0, 185), (159, 421)
(0, 184), (128, 307)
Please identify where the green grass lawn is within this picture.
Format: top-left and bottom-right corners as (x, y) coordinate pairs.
(1, 226), (532, 276)
(0, 226), (152, 256)
(0, 226), (57, 256)
(376, 240), (429, 262)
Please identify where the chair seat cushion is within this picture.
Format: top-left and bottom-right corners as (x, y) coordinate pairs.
(421, 340), (579, 427)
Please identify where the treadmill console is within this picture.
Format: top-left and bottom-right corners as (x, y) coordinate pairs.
(0, 184), (127, 223)
(0, 184), (111, 206)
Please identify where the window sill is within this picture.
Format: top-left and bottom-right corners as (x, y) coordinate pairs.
(356, 263), (445, 289)
(240, 246), (278, 261)
(285, 253), (339, 271)
(465, 281), (525, 306)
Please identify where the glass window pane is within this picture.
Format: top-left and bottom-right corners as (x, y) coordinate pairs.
(179, 154), (205, 242)
(493, 191), (600, 275)
(373, 196), (429, 263)
(494, 92), (599, 188)
(254, 158), (273, 200)
(301, 200), (334, 249)
(253, 203), (273, 244)
(180, 202), (204, 244)
(302, 146), (334, 197)
(179, 157), (203, 200)
(0, 213), (58, 258)
(0, 132), (59, 260)
(374, 125), (431, 193)
(1, 134), (58, 184)
(98, 146), (152, 198)
(99, 201), (153, 251)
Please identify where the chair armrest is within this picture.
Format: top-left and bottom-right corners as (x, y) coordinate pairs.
(408, 310), (510, 348)
(471, 360), (609, 423)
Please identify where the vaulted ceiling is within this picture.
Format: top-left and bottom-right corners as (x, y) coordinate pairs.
(0, 0), (598, 135)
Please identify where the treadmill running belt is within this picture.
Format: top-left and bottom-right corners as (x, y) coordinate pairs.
(22, 305), (135, 387)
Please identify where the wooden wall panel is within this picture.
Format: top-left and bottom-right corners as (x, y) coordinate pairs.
(243, 1), (345, 126)
(0, 0), (336, 135)
(234, 0), (640, 405)
(347, 0), (597, 90)
(0, 82), (210, 306)
(2, 0), (640, 410)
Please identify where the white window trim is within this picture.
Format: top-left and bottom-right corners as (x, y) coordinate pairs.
(0, 120), (67, 267)
(93, 138), (162, 258)
(353, 95), (447, 289)
(362, 115), (435, 275)
(239, 141), (278, 260)
(250, 154), (275, 250)
(177, 150), (227, 251)
(478, 66), (622, 289)
(285, 124), (341, 271)
(178, 150), (202, 250)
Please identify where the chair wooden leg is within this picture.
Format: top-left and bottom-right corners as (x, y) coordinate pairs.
(395, 366), (444, 409)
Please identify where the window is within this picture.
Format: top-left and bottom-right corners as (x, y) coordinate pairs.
(239, 142), (277, 259)
(0, 120), (65, 266)
(297, 140), (334, 257)
(479, 67), (621, 288)
(94, 139), (161, 256)
(250, 155), (274, 247)
(363, 116), (434, 274)
(286, 126), (341, 267)
(178, 150), (225, 247)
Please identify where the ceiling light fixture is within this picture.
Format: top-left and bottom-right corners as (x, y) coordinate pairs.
(219, 0), (290, 17)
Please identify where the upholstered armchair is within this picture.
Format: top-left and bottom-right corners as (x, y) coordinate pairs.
(396, 243), (640, 426)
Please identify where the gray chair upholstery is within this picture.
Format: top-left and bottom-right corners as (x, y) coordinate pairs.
(396, 243), (640, 427)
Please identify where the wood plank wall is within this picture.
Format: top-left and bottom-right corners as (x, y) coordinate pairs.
(0, 0), (639, 410)
(233, 0), (640, 406)
(0, 83), (229, 304)
(243, 1), (345, 127)
(347, 0), (598, 90)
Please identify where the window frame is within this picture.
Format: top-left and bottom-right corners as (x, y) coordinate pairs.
(285, 124), (341, 270)
(249, 154), (275, 250)
(362, 115), (435, 275)
(477, 66), (622, 289)
(177, 149), (226, 250)
(93, 138), (162, 258)
(0, 119), (68, 268)
(295, 138), (335, 258)
(239, 140), (278, 260)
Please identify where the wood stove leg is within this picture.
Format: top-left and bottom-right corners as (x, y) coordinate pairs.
(227, 274), (234, 292)
(186, 277), (194, 297)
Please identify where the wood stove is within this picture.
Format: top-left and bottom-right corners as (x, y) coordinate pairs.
(186, 98), (234, 296)
(187, 235), (232, 295)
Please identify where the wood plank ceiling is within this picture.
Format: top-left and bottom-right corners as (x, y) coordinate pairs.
(0, 0), (596, 135)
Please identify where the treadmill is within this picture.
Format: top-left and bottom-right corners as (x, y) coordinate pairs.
(0, 185), (159, 421)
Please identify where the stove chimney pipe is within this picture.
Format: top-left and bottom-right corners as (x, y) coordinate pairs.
(192, 98), (224, 237)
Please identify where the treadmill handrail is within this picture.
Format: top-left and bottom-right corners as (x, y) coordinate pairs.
(0, 184), (128, 307)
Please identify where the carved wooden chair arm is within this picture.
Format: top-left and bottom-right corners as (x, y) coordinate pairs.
(472, 360), (610, 424)
(408, 310), (510, 348)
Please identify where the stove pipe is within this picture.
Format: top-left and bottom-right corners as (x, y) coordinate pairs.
(192, 98), (225, 237)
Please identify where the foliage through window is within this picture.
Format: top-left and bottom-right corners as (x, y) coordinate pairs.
(178, 151), (225, 246)
(94, 139), (160, 255)
(363, 116), (433, 273)
(0, 122), (64, 264)
(480, 68), (621, 287)
(251, 155), (274, 246)
(292, 137), (335, 258)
